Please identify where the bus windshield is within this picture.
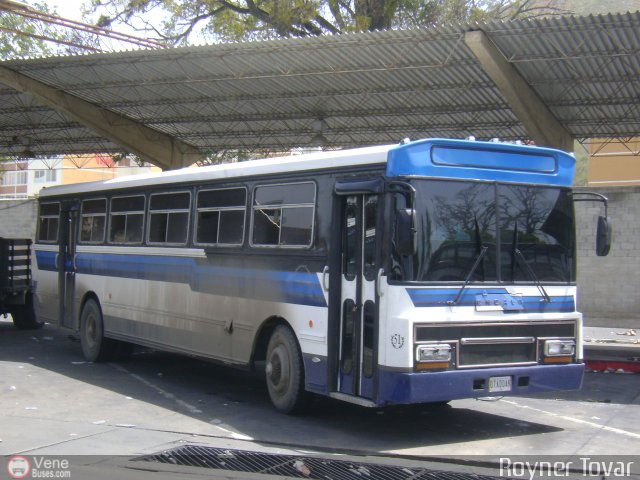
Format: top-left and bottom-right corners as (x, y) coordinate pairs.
(391, 180), (576, 284)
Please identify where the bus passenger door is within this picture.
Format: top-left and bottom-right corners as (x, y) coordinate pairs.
(58, 202), (78, 330)
(337, 194), (379, 399)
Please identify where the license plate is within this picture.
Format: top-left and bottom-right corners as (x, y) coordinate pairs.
(489, 376), (512, 393)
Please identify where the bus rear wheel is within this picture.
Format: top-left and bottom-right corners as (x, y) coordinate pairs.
(80, 299), (117, 362)
(265, 325), (307, 414)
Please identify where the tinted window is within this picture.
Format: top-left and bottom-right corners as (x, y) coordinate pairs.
(109, 195), (145, 244)
(363, 195), (378, 280)
(499, 185), (575, 282)
(195, 187), (246, 246)
(343, 196), (358, 280)
(252, 183), (315, 248)
(390, 180), (575, 284)
(80, 199), (106, 243)
(148, 192), (191, 245)
(38, 202), (60, 243)
(112, 196), (144, 213)
(417, 181), (496, 282)
(254, 183), (314, 206)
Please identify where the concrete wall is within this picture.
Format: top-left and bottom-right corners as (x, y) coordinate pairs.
(0, 199), (37, 239)
(575, 186), (640, 327)
(1, 192), (637, 326)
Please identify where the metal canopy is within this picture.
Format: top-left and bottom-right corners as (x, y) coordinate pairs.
(1, 12), (639, 168)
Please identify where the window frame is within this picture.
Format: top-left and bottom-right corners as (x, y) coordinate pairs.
(34, 169), (57, 184)
(250, 181), (317, 249)
(146, 190), (192, 247)
(108, 194), (146, 245)
(79, 198), (107, 245)
(194, 186), (247, 248)
(1, 170), (28, 186)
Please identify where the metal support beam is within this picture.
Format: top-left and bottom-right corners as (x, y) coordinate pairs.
(464, 30), (573, 152)
(0, 65), (202, 170)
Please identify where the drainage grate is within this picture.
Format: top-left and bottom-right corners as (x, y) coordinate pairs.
(137, 445), (507, 480)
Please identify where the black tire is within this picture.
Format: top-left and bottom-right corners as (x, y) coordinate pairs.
(265, 325), (307, 414)
(80, 298), (117, 362)
(11, 293), (44, 330)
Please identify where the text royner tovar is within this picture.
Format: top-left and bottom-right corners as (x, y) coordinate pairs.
(500, 457), (633, 479)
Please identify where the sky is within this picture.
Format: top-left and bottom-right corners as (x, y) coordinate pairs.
(44, 0), (87, 22)
(37, 0), (169, 50)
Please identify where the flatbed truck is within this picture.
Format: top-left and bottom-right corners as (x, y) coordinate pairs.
(1, 237), (42, 329)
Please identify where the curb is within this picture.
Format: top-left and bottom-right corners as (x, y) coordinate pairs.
(583, 341), (640, 373)
(585, 359), (640, 373)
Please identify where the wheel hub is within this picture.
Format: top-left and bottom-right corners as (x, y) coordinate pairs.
(267, 344), (290, 394)
(86, 314), (97, 347)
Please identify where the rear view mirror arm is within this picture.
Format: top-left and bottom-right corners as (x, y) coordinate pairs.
(571, 192), (608, 218)
(572, 192), (611, 257)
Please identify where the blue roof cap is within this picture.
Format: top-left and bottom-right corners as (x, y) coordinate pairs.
(386, 138), (575, 187)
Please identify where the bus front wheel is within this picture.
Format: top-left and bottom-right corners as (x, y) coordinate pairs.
(80, 299), (117, 362)
(265, 325), (307, 414)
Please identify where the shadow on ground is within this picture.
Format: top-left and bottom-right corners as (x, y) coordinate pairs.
(0, 320), (578, 455)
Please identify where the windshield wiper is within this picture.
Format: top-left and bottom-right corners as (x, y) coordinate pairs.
(513, 248), (551, 303)
(448, 245), (489, 306)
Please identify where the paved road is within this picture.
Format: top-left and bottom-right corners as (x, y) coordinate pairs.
(1, 319), (639, 477)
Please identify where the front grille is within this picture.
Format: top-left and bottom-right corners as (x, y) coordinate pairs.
(137, 445), (510, 480)
(459, 342), (536, 367)
(415, 322), (575, 343)
(415, 322), (576, 368)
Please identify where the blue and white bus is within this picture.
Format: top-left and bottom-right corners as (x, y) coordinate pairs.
(32, 138), (609, 413)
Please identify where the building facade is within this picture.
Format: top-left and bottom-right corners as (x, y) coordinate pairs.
(0, 155), (160, 200)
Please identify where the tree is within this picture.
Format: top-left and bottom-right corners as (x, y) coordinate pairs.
(90, 0), (567, 45)
(0, 1), (101, 60)
(0, 1), (56, 59)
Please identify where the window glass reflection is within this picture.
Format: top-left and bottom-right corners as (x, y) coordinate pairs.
(390, 181), (575, 284)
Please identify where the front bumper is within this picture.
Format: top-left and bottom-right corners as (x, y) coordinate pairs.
(377, 363), (584, 406)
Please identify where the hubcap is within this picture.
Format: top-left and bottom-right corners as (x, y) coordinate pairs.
(86, 313), (97, 348)
(267, 344), (290, 395)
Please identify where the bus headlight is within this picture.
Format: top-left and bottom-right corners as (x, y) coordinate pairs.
(416, 344), (452, 362)
(544, 339), (575, 357)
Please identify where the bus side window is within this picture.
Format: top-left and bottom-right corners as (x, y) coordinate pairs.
(251, 182), (316, 248)
(195, 187), (247, 246)
(38, 202), (60, 243)
(109, 195), (145, 245)
(80, 199), (107, 244)
(148, 191), (191, 246)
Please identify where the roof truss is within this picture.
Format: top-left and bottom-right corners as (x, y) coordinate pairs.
(1, 12), (639, 169)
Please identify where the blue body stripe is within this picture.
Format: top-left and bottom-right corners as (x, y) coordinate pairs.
(36, 251), (327, 308)
(36, 251), (57, 271)
(406, 288), (575, 313)
(387, 138), (575, 187)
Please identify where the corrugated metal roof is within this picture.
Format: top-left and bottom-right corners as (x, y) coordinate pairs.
(1, 12), (639, 158)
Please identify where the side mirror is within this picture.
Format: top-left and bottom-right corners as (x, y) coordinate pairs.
(596, 215), (611, 257)
(395, 208), (416, 256)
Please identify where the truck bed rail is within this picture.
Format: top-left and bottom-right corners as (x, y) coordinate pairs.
(0, 238), (32, 293)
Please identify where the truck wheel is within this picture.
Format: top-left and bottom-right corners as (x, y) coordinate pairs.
(11, 293), (44, 330)
(80, 299), (117, 362)
(265, 325), (307, 414)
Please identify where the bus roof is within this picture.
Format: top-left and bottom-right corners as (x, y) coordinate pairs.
(38, 138), (575, 199)
(38, 144), (392, 198)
